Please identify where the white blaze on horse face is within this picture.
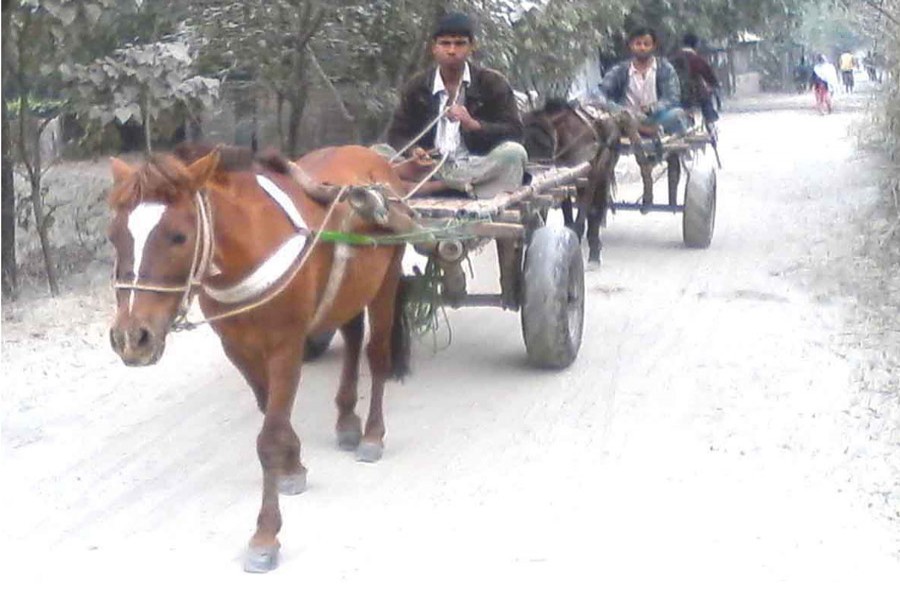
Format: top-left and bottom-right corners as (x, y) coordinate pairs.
(127, 202), (167, 312)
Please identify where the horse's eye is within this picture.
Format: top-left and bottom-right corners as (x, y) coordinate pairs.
(169, 232), (188, 245)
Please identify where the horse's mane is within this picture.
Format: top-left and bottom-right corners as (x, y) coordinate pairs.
(109, 143), (294, 208)
(541, 97), (574, 115)
(173, 142), (292, 175)
(523, 98), (575, 160)
(522, 97), (573, 133)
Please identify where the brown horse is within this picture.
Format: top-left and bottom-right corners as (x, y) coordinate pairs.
(106, 143), (410, 572)
(523, 100), (661, 263)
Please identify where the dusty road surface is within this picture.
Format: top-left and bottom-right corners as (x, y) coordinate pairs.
(3, 89), (899, 598)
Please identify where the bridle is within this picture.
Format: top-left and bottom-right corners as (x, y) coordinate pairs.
(113, 191), (215, 329)
(113, 182), (346, 331)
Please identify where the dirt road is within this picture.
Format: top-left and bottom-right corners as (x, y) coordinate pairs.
(3, 90), (899, 597)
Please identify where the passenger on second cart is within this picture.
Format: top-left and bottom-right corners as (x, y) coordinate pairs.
(597, 26), (687, 212)
(597, 26), (688, 137)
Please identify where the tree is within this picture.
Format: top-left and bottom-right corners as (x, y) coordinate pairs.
(65, 40), (220, 153)
(190, 1), (327, 155)
(3, 0), (116, 297)
(2, 0), (18, 298)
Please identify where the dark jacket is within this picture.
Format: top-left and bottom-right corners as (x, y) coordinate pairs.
(598, 57), (682, 113)
(387, 64), (523, 156)
(670, 48), (719, 106)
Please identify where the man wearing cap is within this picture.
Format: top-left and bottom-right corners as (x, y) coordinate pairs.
(385, 12), (527, 200)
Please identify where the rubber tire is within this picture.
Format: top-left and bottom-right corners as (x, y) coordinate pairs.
(683, 162), (717, 249)
(521, 225), (585, 369)
(304, 330), (335, 362)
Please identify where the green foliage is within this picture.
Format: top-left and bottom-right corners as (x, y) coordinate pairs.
(64, 41), (219, 131)
(501, 0), (628, 98)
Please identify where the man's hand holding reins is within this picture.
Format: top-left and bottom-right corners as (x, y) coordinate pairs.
(447, 105), (482, 131)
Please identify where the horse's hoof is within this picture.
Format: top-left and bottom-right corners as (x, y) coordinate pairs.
(356, 441), (384, 463)
(337, 428), (362, 450)
(244, 545), (279, 573)
(588, 254), (601, 264)
(279, 470), (307, 495)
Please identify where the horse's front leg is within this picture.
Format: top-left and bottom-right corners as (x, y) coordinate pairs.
(561, 195), (577, 231)
(639, 161), (655, 210)
(572, 186), (587, 241)
(245, 343), (305, 573)
(584, 148), (611, 263)
(667, 153), (681, 206)
(357, 256), (405, 463)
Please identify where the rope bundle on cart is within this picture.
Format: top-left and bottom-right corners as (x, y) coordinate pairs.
(403, 260), (452, 350)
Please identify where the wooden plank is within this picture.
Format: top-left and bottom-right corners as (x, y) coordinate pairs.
(406, 162), (591, 219)
(454, 162), (593, 219)
(467, 222), (525, 239)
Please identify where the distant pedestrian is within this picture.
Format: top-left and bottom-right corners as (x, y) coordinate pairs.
(811, 54), (839, 114)
(839, 51), (855, 93)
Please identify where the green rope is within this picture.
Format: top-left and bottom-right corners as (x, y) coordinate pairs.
(403, 260), (452, 352)
(317, 218), (490, 247)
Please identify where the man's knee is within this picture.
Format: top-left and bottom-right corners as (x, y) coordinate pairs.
(370, 143), (397, 160)
(491, 141), (529, 165)
(652, 108), (688, 135)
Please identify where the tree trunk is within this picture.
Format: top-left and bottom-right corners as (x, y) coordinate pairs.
(143, 95), (153, 154)
(1, 100), (16, 299)
(285, 89), (308, 157)
(29, 117), (59, 296)
(2, 0), (17, 299)
(18, 93), (59, 297)
(276, 92), (285, 152)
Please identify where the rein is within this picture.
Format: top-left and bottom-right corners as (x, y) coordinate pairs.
(389, 85), (463, 200)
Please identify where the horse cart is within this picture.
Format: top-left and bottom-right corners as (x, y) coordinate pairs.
(304, 161), (595, 369)
(522, 101), (719, 262)
(611, 123), (719, 249)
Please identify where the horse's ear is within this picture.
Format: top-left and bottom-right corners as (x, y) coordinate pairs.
(186, 149), (220, 189)
(110, 157), (135, 183)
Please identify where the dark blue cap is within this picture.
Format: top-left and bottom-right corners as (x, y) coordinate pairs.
(433, 12), (475, 40)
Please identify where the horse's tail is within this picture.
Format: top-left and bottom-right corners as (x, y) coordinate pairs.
(389, 275), (412, 381)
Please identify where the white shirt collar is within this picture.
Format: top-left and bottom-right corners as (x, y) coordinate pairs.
(629, 57), (657, 76)
(433, 62), (472, 96)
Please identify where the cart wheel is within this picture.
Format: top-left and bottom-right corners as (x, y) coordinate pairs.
(521, 224), (585, 369)
(304, 330), (335, 361)
(683, 160), (717, 248)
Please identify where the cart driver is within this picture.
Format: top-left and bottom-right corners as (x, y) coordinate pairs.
(381, 12), (528, 200)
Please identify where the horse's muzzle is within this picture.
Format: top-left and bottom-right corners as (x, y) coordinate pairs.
(109, 323), (166, 366)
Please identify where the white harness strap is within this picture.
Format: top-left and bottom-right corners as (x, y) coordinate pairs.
(308, 242), (353, 330)
(204, 233), (309, 304)
(202, 177), (311, 305)
(256, 174), (307, 229)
